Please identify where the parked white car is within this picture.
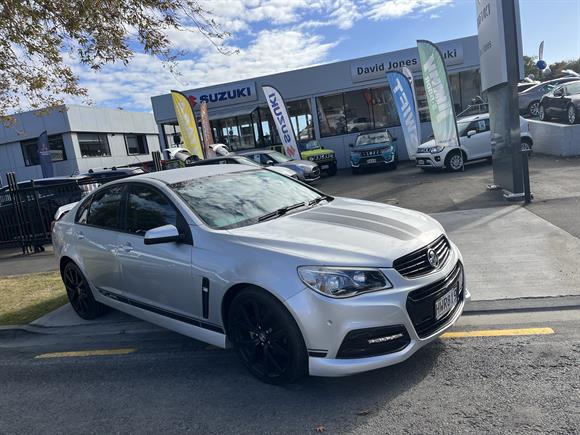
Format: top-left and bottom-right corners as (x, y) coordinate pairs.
(52, 165), (468, 383)
(415, 114), (534, 172)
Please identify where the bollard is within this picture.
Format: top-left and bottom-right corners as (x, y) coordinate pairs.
(521, 149), (532, 204)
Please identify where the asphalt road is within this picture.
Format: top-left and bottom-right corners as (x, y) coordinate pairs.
(0, 309), (578, 434)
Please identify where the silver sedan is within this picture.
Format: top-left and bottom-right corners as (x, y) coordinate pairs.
(53, 165), (469, 383)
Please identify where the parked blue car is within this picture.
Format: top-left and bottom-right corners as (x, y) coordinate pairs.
(349, 129), (398, 174)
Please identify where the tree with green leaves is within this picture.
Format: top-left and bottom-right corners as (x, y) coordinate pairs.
(0, 0), (231, 122)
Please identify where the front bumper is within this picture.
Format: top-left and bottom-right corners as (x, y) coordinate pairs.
(415, 152), (445, 168)
(285, 242), (468, 377)
(351, 153), (395, 168)
(303, 166), (321, 183)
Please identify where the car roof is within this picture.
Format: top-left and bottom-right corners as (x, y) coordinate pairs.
(126, 164), (258, 185)
(237, 149), (273, 156)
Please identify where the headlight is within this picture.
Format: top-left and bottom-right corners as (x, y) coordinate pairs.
(428, 146), (444, 154)
(308, 156), (314, 161)
(297, 266), (392, 298)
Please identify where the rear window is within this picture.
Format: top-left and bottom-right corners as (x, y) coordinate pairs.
(84, 185), (125, 229)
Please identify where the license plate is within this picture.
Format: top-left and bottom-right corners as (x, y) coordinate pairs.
(366, 158), (377, 164)
(417, 159), (424, 165)
(321, 164), (329, 170)
(435, 285), (459, 320)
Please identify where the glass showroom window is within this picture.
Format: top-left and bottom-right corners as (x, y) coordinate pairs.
(344, 89), (374, 133)
(460, 69), (483, 109)
(316, 93), (346, 137)
(20, 135), (67, 166)
(258, 107), (281, 147)
(77, 133), (111, 158)
(125, 134), (149, 155)
(371, 87), (400, 129)
(237, 114), (256, 149)
(287, 99), (314, 141)
(449, 73), (462, 114)
(414, 79), (431, 123)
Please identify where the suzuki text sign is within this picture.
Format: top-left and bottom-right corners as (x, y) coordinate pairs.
(352, 41), (464, 83)
(184, 81), (257, 109)
(262, 85), (301, 160)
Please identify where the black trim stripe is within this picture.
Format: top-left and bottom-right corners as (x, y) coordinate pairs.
(308, 351), (328, 358)
(98, 289), (224, 334)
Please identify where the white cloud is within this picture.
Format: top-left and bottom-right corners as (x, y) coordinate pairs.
(364, 0), (452, 20)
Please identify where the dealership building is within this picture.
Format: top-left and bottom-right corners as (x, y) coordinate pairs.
(0, 105), (161, 183)
(151, 35), (482, 168)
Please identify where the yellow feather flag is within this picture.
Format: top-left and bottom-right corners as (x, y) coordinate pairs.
(170, 90), (204, 159)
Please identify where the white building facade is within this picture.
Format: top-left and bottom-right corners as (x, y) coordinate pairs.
(0, 105), (161, 183)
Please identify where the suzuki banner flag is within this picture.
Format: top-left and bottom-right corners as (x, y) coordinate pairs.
(37, 131), (54, 178)
(401, 66), (421, 142)
(171, 90), (205, 159)
(417, 40), (460, 151)
(262, 85), (301, 160)
(386, 70), (421, 159)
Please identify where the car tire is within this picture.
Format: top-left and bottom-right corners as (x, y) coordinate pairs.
(351, 167), (360, 175)
(521, 138), (533, 153)
(538, 104), (548, 121)
(445, 150), (464, 172)
(228, 288), (307, 384)
(62, 262), (108, 320)
(567, 104), (577, 125)
(328, 163), (337, 176)
(527, 101), (540, 117)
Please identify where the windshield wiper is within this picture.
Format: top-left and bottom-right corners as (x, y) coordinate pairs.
(308, 195), (332, 206)
(258, 202), (308, 222)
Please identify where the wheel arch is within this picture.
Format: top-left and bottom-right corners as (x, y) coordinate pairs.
(59, 255), (75, 278)
(445, 147), (467, 165)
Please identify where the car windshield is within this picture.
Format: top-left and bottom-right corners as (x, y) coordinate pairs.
(299, 140), (321, 152)
(355, 131), (392, 147)
(171, 170), (324, 229)
(267, 151), (292, 163)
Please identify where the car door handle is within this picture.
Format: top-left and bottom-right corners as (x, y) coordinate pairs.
(120, 242), (133, 253)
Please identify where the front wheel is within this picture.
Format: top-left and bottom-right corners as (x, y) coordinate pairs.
(528, 101), (540, 117)
(445, 151), (464, 172)
(567, 104), (577, 125)
(228, 288), (307, 384)
(521, 139), (533, 152)
(327, 163), (337, 176)
(62, 262), (108, 320)
(538, 104), (547, 121)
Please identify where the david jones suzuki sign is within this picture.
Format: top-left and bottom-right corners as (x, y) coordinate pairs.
(351, 41), (464, 83)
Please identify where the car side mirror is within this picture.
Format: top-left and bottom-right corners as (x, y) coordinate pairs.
(144, 224), (183, 245)
(349, 143), (354, 148)
(265, 159), (275, 165)
(466, 129), (477, 138)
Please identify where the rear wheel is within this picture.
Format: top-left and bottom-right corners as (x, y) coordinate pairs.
(528, 100), (540, 117)
(228, 288), (307, 384)
(327, 163), (337, 176)
(62, 262), (108, 320)
(521, 138), (533, 152)
(567, 104), (577, 125)
(445, 150), (464, 172)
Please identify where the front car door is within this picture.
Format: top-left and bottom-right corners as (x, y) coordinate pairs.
(461, 118), (491, 160)
(74, 184), (125, 295)
(115, 183), (199, 319)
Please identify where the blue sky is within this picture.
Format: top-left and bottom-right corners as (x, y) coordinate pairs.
(71, 0), (580, 112)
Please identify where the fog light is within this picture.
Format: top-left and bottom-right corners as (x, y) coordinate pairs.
(435, 156), (441, 162)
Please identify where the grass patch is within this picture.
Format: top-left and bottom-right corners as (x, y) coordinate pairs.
(0, 271), (67, 325)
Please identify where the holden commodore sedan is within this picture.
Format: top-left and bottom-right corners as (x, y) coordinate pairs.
(53, 165), (469, 383)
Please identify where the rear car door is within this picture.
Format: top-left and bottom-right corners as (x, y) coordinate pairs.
(116, 183), (200, 318)
(74, 184), (125, 295)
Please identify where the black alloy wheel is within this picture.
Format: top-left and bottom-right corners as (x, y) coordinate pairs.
(528, 100), (540, 117)
(228, 288), (307, 384)
(62, 262), (108, 320)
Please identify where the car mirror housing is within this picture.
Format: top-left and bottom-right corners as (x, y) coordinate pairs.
(466, 129), (477, 138)
(266, 159), (275, 165)
(144, 224), (183, 245)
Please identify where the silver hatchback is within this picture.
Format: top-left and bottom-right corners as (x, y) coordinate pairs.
(53, 165), (469, 383)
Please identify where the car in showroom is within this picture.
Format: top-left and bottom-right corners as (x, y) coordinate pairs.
(518, 76), (580, 117)
(298, 140), (337, 176)
(349, 129), (398, 174)
(236, 149), (320, 183)
(415, 114), (534, 172)
(53, 165), (468, 383)
(538, 81), (580, 124)
(186, 155), (300, 179)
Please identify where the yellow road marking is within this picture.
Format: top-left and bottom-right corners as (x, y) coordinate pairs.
(441, 327), (554, 339)
(35, 348), (137, 359)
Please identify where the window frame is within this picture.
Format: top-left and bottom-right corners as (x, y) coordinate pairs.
(76, 184), (127, 231)
(20, 134), (67, 167)
(124, 133), (149, 156)
(77, 132), (112, 158)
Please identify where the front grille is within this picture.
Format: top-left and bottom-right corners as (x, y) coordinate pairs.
(306, 167), (320, 179)
(337, 325), (410, 359)
(393, 235), (450, 278)
(360, 149), (382, 157)
(406, 262), (464, 338)
(310, 154), (331, 162)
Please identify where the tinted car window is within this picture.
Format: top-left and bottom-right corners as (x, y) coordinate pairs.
(126, 185), (177, 235)
(86, 185), (124, 229)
